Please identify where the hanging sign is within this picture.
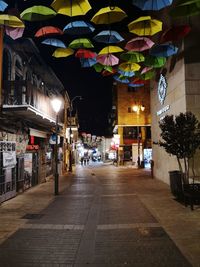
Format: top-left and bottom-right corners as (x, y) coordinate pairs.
(158, 74), (167, 105)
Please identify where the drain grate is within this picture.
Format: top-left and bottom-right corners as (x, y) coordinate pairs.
(21, 214), (44, 219)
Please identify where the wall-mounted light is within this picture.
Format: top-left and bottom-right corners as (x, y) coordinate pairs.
(132, 103), (145, 113)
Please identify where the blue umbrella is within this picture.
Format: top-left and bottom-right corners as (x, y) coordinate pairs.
(132, 0), (173, 10)
(113, 75), (130, 84)
(80, 58), (97, 68)
(150, 44), (178, 57)
(118, 69), (135, 77)
(0, 0), (8, 11)
(128, 83), (144, 88)
(63, 21), (95, 35)
(42, 38), (66, 48)
(93, 30), (124, 44)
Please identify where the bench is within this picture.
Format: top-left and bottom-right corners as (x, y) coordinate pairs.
(183, 183), (200, 210)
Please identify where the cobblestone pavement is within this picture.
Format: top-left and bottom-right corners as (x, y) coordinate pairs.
(0, 163), (200, 266)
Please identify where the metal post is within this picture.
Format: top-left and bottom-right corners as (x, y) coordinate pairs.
(137, 126), (140, 168)
(54, 114), (59, 195)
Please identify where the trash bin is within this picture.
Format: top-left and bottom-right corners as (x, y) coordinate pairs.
(169, 170), (183, 199)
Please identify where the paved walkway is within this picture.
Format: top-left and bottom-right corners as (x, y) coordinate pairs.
(0, 163), (200, 267)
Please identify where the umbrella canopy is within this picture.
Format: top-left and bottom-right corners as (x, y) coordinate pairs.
(144, 55), (166, 68)
(0, 14), (24, 28)
(93, 63), (104, 72)
(75, 49), (96, 58)
(97, 54), (119, 66)
(132, 0), (173, 11)
(98, 45), (123, 55)
(80, 58), (97, 68)
(69, 38), (94, 49)
(170, 0), (200, 18)
(150, 44), (178, 57)
(42, 38), (66, 48)
(5, 26), (24, 39)
(91, 6), (127, 24)
(128, 16), (162, 36)
(125, 37), (154, 51)
(128, 82), (144, 88)
(118, 69), (135, 77)
(51, 0), (91, 16)
(119, 62), (141, 72)
(63, 20), (95, 35)
(139, 70), (155, 80)
(161, 25), (191, 43)
(52, 47), (74, 58)
(141, 66), (153, 74)
(20, 5), (56, 21)
(102, 68), (116, 76)
(113, 75), (130, 84)
(0, 1), (8, 12)
(94, 30), (124, 44)
(120, 51), (145, 63)
(35, 26), (63, 37)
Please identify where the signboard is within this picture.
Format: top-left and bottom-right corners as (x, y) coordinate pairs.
(3, 151), (16, 168)
(49, 134), (60, 145)
(158, 74), (167, 105)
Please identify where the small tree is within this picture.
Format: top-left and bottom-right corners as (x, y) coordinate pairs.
(159, 112), (200, 183)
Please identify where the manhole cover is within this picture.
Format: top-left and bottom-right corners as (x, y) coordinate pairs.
(21, 214), (44, 219)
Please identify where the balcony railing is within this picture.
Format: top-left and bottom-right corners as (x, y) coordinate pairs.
(2, 80), (58, 120)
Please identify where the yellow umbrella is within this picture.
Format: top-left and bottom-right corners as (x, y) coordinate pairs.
(128, 16), (162, 36)
(99, 45), (124, 55)
(91, 6), (127, 24)
(51, 0), (91, 16)
(119, 62), (141, 72)
(0, 14), (25, 28)
(52, 47), (74, 58)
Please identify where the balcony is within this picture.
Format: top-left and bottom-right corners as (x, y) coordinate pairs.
(2, 81), (61, 128)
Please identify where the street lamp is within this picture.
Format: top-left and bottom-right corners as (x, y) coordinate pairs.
(51, 98), (62, 195)
(68, 95), (82, 172)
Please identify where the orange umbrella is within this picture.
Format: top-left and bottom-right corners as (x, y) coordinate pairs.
(35, 26), (63, 37)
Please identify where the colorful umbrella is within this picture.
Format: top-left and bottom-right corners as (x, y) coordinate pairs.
(93, 63), (104, 72)
(91, 6), (127, 24)
(141, 66), (153, 74)
(0, 1), (8, 12)
(52, 47), (74, 58)
(69, 38), (94, 49)
(94, 30), (124, 44)
(128, 16), (162, 36)
(118, 69), (135, 77)
(75, 49), (96, 58)
(125, 37), (154, 51)
(35, 26), (63, 37)
(20, 6), (56, 21)
(98, 45), (123, 55)
(102, 68), (117, 76)
(120, 51), (145, 63)
(150, 44), (178, 57)
(113, 75), (130, 84)
(42, 38), (66, 48)
(119, 62), (141, 72)
(63, 21), (95, 35)
(144, 55), (166, 68)
(139, 70), (155, 80)
(97, 54), (119, 66)
(161, 25), (191, 43)
(51, 0), (91, 16)
(80, 58), (97, 68)
(128, 83), (144, 88)
(170, 0), (200, 18)
(132, 0), (173, 11)
(5, 26), (24, 39)
(0, 14), (24, 28)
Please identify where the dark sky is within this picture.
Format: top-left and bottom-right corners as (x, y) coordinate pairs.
(5, 0), (146, 136)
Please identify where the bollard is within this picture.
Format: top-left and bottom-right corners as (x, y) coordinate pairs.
(150, 160), (154, 178)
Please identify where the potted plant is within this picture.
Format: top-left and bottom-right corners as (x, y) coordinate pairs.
(159, 112), (200, 198)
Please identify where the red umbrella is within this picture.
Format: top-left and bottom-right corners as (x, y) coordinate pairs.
(161, 25), (191, 43)
(75, 49), (96, 59)
(102, 68), (117, 76)
(35, 26), (63, 37)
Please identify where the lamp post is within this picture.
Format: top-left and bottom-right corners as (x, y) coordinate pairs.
(68, 95), (82, 172)
(51, 98), (62, 195)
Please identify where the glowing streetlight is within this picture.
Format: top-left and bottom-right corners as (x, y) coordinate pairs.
(51, 98), (62, 195)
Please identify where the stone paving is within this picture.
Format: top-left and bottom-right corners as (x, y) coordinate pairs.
(0, 163), (199, 266)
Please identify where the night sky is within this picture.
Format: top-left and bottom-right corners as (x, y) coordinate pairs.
(5, 0), (153, 135)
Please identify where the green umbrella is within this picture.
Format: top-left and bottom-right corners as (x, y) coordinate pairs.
(20, 5), (56, 21)
(170, 0), (200, 18)
(69, 38), (94, 49)
(120, 51), (145, 63)
(137, 70), (155, 80)
(144, 55), (166, 68)
(93, 63), (104, 72)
